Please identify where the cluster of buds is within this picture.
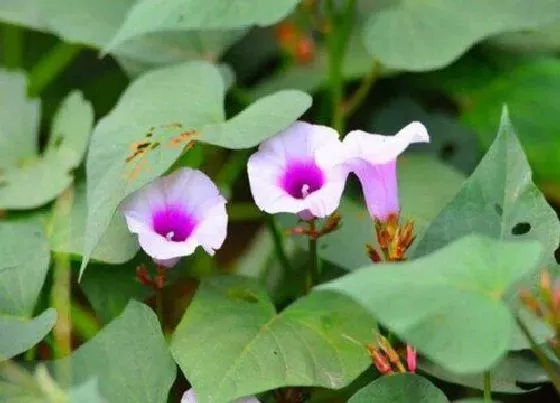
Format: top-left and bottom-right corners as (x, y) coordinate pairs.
(274, 21), (316, 64)
(367, 213), (415, 263)
(368, 335), (416, 375)
(520, 270), (560, 341)
(287, 212), (342, 240)
(136, 265), (166, 291)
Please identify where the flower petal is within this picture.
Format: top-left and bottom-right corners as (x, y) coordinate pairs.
(247, 121), (346, 217)
(191, 202), (228, 255)
(352, 160), (399, 221)
(343, 121), (429, 165)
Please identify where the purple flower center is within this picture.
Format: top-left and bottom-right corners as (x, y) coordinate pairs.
(152, 205), (197, 242)
(280, 161), (325, 199)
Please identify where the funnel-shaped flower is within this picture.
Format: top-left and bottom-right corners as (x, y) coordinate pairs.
(181, 389), (259, 403)
(120, 168), (227, 268)
(343, 122), (429, 222)
(247, 121), (347, 220)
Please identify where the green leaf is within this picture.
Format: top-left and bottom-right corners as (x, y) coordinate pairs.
(0, 308), (57, 360)
(0, 0), (240, 71)
(456, 58), (560, 185)
(0, 220), (53, 359)
(280, 155), (465, 272)
(0, 90), (93, 210)
(201, 90), (312, 148)
(362, 0), (560, 71)
(49, 182), (138, 264)
(0, 220), (51, 316)
(105, 0), (301, 52)
(0, 70), (40, 170)
(420, 351), (547, 394)
(56, 301), (175, 403)
(412, 108), (560, 318)
(68, 378), (105, 403)
(348, 373), (448, 403)
(171, 276), (376, 403)
(81, 61), (310, 276)
(320, 235), (542, 374)
(80, 258), (150, 324)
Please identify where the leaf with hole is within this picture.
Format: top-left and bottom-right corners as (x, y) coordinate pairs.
(171, 276), (376, 403)
(320, 235), (542, 374)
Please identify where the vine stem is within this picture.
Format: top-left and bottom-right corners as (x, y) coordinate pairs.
(483, 371), (491, 402)
(516, 314), (560, 394)
(267, 216), (293, 278)
(325, 0), (357, 134)
(343, 61), (381, 119)
(306, 221), (320, 293)
(49, 187), (74, 385)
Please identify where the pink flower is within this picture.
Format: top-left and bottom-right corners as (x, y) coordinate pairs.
(247, 121), (347, 220)
(181, 389), (259, 403)
(119, 168), (227, 268)
(342, 122), (429, 222)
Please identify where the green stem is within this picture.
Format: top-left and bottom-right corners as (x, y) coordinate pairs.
(516, 315), (560, 395)
(28, 42), (81, 96)
(343, 61), (381, 120)
(483, 371), (491, 402)
(2, 24), (23, 69)
(49, 188), (74, 385)
(306, 221), (320, 293)
(70, 303), (100, 342)
(325, 0), (357, 134)
(266, 216), (293, 278)
(155, 289), (164, 329)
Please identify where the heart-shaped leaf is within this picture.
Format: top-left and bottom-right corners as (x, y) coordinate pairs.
(171, 276), (376, 403)
(320, 235), (542, 374)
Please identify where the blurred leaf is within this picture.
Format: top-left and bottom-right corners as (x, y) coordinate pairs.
(80, 258), (150, 325)
(0, 308), (57, 360)
(413, 109), (560, 348)
(489, 22), (560, 53)
(171, 276), (376, 403)
(250, 35), (376, 98)
(0, 70), (40, 170)
(0, 0), (240, 70)
(0, 220), (54, 359)
(105, 0), (301, 52)
(370, 97), (479, 173)
(348, 373), (448, 403)
(320, 235), (542, 374)
(56, 301), (175, 403)
(362, 0), (560, 71)
(81, 61), (309, 276)
(68, 378), (106, 403)
(456, 58), (560, 185)
(0, 89), (93, 210)
(280, 155), (465, 271)
(49, 182), (138, 264)
(420, 351), (547, 393)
